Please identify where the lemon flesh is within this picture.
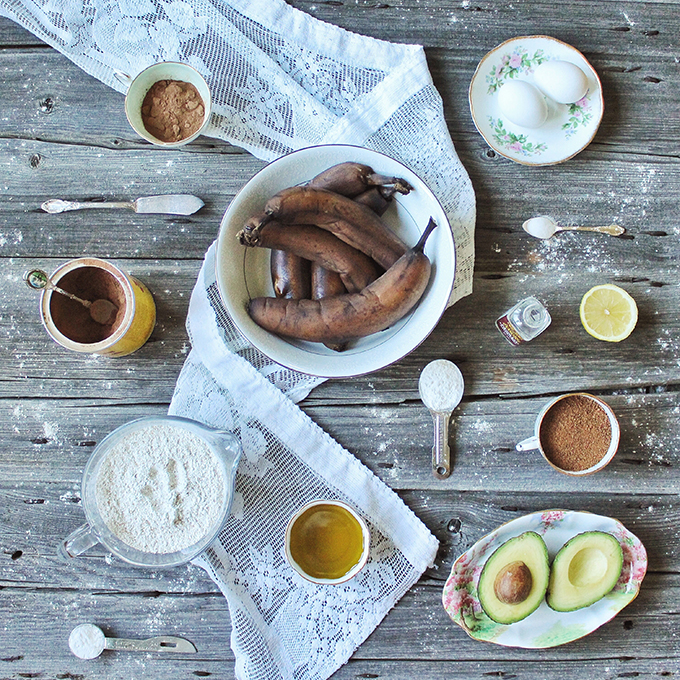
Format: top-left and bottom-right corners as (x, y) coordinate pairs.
(579, 284), (638, 342)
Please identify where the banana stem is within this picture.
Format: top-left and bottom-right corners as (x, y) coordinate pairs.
(367, 174), (413, 195)
(415, 218), (438, 251)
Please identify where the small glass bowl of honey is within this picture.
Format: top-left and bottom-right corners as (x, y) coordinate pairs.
(284, 500), (370, 584)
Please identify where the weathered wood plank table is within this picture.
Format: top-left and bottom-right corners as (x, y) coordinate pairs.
(1, 1), (679, 678)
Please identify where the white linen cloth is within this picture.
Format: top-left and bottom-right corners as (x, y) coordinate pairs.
(168, 243), (439, 679)
(0, 0), (475, 302)
(2, 1), (477, 677)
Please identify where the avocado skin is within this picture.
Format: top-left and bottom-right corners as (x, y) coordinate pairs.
(478, 531), (550, 625)
(547, 531), (623, 612)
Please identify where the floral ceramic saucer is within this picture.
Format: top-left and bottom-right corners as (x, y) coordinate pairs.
(442, 509), (647, 648)
(469, 36), (604, 165)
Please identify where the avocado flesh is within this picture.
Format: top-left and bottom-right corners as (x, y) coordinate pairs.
(478, 531), (550, 625)
(547, 531), (623, 612)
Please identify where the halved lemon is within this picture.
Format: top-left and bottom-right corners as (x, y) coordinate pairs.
(579, 284), (638, 342)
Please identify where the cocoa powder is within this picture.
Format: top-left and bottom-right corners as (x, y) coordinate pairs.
(141, 79), (204, 143)
(539, 395), (612, 472)
(50, 267), (126, 344)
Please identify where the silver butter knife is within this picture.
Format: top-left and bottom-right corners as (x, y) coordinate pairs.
(42, 194), (204, 216)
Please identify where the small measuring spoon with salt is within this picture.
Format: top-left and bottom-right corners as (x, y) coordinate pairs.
(419, 359), (465, 479)
(68, 623), (197, 660)
(522, 215), (626, 239)
(24, 269), (118, 325)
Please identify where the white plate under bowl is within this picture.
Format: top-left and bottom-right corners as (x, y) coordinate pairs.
(215, 144), (455, 378)
(442, 509), (647, 648)
(469, 35), (604, 166)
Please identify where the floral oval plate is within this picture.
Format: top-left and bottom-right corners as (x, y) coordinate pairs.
(442, 509), (647, 648)
(469, 36), (604, 165)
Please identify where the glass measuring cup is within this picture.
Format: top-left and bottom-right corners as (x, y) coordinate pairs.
(60, 416), (241, 568)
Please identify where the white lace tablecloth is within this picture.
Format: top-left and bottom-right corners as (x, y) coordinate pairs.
(169, 243), (440, 679)
(1, 1), (477, 678)
(0, 0), (475, 303)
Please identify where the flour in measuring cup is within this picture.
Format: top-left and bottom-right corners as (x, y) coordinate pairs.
(95, 424), (226, 554)
(419, 360), (464, 412)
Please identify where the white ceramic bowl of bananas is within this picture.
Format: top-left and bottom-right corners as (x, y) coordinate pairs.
(215, 144), (455, 378)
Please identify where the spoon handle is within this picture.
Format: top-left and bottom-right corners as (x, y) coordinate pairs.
(51, 283), (92, 307)
(41, 199), (134, 213)
(105, 636), (197, 654)
(431, 412), (452, 479)
(558, 224), (626, 236)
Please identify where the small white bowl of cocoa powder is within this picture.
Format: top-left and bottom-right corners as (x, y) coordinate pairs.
(516, 392), (620, 476)
(117, 62), (212, 147)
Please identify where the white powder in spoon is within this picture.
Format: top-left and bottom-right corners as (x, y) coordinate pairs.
(419, 359), (465, 412)
(95, 423), (226, 554)
(69, 623), (105, 659)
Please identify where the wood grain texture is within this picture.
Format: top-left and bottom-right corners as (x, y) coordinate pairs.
(3, 258), (680, 401)
(5, 394), (679, 493)
(1, 1), (679, 678)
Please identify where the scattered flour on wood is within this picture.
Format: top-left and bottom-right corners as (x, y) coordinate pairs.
(95, 423), (226, 554)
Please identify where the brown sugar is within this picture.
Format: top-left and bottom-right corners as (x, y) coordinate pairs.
(540, 395), (612, 472)
(141, 79), (205, 143)
(50, 267), (126, 344)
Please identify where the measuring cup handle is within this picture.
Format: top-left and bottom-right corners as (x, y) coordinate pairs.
(432, 412), (451, 479)
(59, 523), (99, 559)
(113, 70), (133, 89)
(516, 435), (540, 452)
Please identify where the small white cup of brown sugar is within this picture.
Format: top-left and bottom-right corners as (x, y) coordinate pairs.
(115, 62), (212, 147)
(516, 392), (620, 476)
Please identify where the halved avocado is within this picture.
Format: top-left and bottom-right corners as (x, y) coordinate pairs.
(547, 531), (623, 612)
(478, 531), (550, 624)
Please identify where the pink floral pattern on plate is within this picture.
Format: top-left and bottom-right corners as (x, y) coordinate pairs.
(442, 509), (647, 648)
(562, 96), (593, 138)
(468, 36), (604, 165)
(485, 47), (548, 94)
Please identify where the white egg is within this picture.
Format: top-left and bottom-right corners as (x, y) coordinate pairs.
(533, 60), (589, 104)
(497, 80), (548, 129)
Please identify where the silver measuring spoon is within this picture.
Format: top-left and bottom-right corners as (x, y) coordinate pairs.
(24, 269), (118, 325)
(68, 623), (197, 660)
(522, 215), (626, 239)
(418, 360), (465, 479)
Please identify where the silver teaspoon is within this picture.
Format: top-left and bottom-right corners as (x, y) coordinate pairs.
(522, 215), (626, 239)
(24, 269), (118, 325)
(419, 360), (465, 479)
(69, 623), (197, 660)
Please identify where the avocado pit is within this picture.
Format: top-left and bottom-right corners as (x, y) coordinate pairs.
(493, 560), (533, 604)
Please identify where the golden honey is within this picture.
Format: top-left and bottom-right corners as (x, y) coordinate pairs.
(288, 502), (366, 581)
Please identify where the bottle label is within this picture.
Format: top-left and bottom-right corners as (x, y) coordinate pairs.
(496, 314), (525, 346)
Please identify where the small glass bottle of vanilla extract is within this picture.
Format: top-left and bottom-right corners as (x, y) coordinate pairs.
(496, 296), (551, 346)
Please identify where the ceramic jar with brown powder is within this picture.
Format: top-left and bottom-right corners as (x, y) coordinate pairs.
(516, 393), (620, 475)
(120, 62), (212, 147)
(40, 258), (156, 357)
